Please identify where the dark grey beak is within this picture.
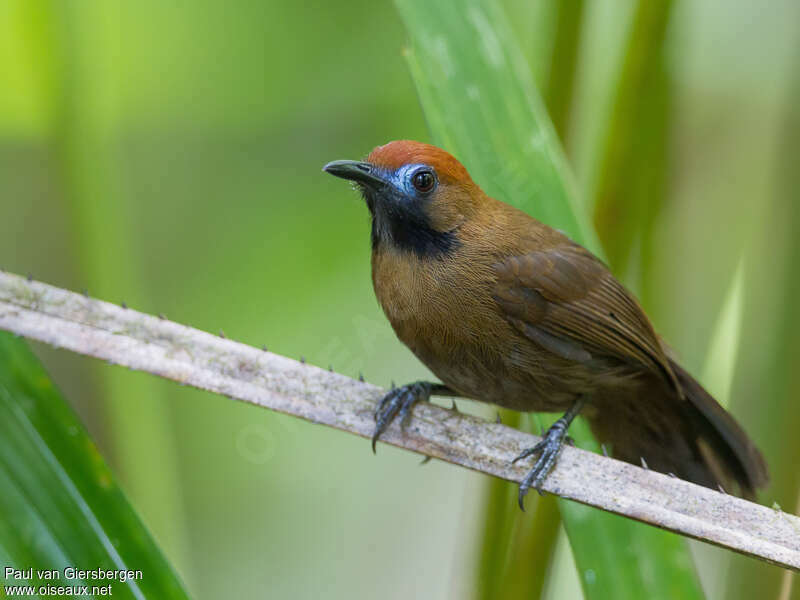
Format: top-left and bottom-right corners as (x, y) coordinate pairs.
(323, 160), (387, 189)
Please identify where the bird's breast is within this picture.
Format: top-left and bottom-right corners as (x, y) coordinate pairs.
(371, 248), (487, 344)
(370, 246), (582, 412)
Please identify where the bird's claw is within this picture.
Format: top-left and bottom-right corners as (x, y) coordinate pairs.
(512, 417), (571, 510)
(372, 382), (432, 453)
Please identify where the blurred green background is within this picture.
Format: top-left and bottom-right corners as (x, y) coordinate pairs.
(1, 0), (799, 598)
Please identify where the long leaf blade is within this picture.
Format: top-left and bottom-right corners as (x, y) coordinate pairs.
(0, 333), (189, 599)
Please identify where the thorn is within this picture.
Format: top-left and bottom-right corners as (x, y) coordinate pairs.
(419, 455), (432, 466)
(450, 399), (458, 412)
(668, 472), (677, 478)
(158, 313), (166, 320)
(718, 484), (727, 495)
(27, 273), (33, 282)
(495, 412), (502, 424)
(219, 330), (226, 338)
(601, 444), (609, 457)
(121, 301), (127, 309)
(640, 456), (649, 470)
(358, 372), (365, 382)
(300, 356), (306, 364)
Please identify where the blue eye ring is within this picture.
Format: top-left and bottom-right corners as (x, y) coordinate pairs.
(410, 167), (437, 193)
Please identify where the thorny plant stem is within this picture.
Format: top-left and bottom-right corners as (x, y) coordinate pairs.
(0, 270), (798, 571)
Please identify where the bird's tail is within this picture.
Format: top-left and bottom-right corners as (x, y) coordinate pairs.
(587, 360), (768, 499)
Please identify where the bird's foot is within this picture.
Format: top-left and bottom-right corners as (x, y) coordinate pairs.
(512, 416), (572, 509)
(372, 381), (435, 452)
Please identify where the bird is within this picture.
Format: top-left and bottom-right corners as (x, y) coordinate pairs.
(323, 140), (768, 507)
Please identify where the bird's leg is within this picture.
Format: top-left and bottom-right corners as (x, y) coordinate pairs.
(512, 395), (587, 509)
(372, 382), (455, 452)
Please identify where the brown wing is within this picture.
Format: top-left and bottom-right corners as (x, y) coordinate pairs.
(492, 244), (680, 392)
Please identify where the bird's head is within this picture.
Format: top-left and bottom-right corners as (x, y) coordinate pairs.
(323, 140), (483, 257)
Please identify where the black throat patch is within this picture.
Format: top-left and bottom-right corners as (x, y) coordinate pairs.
(362, 191), (457, 258)
(370, 211), (460, 258)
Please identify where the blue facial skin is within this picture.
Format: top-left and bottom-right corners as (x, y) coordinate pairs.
(392, 163), (436, 197)
(361, 163), (460, 258)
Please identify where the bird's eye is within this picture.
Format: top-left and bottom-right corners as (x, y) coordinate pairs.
(411, 169), (436, 193)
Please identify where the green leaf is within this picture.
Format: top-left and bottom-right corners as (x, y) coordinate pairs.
(701, 259), (746, 407)
(542, 0), (586, 140)
(472, 412), (560, 600)
(590, 0), (675, 303)
(0, 333), (189, 599)
(393, 0), (704, 597)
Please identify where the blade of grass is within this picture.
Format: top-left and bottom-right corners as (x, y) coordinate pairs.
(543, 0), (586, 141)
(393, 0), (703, 597)
(496, 493), (560, 599)
(473, 410), (521, 600)
(500, 0), (556, 92)
(473, 412), (560, 600)
(590, 0), (675, 302)
(701, 260), (746, 406)
(0, 333), (189, 599)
